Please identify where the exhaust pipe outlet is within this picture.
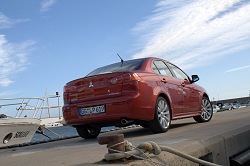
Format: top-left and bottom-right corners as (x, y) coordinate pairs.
(121, 119), (134, 125)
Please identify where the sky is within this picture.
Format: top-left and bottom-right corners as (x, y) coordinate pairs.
(1, 0), (250, 114)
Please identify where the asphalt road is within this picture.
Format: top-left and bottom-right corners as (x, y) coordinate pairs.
(1, 107), (250, 166)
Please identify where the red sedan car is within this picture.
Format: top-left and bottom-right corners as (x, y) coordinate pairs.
(63, 57), (213, 139)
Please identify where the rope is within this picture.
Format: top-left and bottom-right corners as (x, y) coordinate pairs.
(160, 145), (221, 166)
(45, 127), (63, 138)
(106, 141), (164, 166)
(104, 140), (222, 166)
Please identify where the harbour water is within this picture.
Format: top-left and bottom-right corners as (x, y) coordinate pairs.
(31, 126), (115, 142)
(32, 126), (78, 142)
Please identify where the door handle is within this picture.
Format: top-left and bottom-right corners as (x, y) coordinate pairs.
(161, 78), (167, 83)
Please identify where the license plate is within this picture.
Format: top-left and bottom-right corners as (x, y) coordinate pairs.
(78, 105), (105, 116)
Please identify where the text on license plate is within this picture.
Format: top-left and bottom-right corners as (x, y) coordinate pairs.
(78, 105), (105, 116)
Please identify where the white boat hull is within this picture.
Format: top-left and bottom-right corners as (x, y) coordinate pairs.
(40, 117), (63, 128)
(0, 118), (41, 148)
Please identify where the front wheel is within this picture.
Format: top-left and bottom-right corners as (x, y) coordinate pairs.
(76, 126), (101, 139)
(149, 97), (171, 133)
(193, 97), (213, 123)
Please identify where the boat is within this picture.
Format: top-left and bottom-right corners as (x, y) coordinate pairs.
(0, 116), (40, 148)
(0, 92), (63, 148)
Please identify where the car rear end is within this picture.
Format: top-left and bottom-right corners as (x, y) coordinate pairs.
(62, 58), (155, 127)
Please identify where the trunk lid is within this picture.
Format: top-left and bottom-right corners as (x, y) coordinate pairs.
(64, 72), (125, 104)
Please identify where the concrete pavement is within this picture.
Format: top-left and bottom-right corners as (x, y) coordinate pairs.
(1, 107), (250, 166)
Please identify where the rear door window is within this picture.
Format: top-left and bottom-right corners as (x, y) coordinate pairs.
(152, 60), (173, 77)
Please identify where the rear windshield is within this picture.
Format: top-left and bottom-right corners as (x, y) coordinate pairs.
(87, 58), (145, 77)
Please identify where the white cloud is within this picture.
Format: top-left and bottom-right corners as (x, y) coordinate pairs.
(0, 35), (35, 87)
(225, 65), (250, 73)
(132, 0), (250, 70)
(0, 12), (28, 29)
(40, 0), (57, 12)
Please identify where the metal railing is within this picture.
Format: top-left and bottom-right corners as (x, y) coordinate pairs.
(0, 92), (62, 119)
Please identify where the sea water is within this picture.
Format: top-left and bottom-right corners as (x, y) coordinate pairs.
(31, 126), (115, 142)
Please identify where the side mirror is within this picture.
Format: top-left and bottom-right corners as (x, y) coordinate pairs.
(191, 75), (199, 83)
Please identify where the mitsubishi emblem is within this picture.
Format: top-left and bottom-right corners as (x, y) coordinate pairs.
(89, 81), (94, 88)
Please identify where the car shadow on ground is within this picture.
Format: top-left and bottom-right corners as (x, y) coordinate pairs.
(70, 121), (198, 145)
(99, 121), (198, 139)
(170, 121), (197, 129)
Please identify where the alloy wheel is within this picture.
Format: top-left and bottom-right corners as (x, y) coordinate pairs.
(201, 98), (213, 120)
(157, 99), (170, 129)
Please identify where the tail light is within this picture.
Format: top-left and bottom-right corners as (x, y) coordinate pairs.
(108, 73), (143, 84)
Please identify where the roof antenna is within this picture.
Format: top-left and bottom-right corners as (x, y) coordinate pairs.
(117, 53), (124, 67)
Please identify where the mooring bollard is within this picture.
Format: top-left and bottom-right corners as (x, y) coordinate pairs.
(98, 134), (125, 153)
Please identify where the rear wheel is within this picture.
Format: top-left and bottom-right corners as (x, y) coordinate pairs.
(76, 126), (101, 139)
(149, 97), (171, 133)
(193, 97), (213, 123)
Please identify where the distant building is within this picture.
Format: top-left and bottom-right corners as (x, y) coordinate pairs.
(211, 96), (250, 105)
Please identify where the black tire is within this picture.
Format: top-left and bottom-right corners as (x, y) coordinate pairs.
(149, 97), (171, 133)
(76, 126), (101, 139)
(193, 97), (213, 123)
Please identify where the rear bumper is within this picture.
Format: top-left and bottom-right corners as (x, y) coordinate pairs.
(63, 94), (155, 126)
